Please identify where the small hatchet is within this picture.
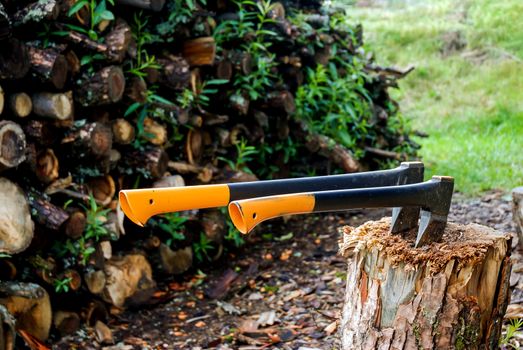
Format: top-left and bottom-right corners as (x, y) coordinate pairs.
(228, 176), (454, 247)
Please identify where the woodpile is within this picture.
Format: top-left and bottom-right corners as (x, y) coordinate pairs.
(0, 0), (418, 345)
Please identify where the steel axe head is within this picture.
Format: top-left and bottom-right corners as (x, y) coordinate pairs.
(390, 161), (424, 235)
(414, 176), (454, 247)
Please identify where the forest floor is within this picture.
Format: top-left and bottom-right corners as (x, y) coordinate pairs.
(53, 190), (520, 350)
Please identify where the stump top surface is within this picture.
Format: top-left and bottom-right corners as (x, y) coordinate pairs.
(340, 217), (511, 274)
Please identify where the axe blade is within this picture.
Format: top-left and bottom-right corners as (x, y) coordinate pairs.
(391, 161), (424, 234)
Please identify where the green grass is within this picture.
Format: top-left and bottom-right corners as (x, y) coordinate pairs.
(338, 0), (523, 194)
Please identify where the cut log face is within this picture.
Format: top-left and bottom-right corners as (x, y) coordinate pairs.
(0, 282), (52, 342)
(339, 218), (512, 350)
(0, 178), (33, 254)
(0, 121), (26, 171)
(102, 254), (156, 307)
(35, 149), (59, 183)
(159, 244), (193, 275)
(32, 92), (73, 120)
(112, 118), (136, 144)
(75, 66), (126, 107)
(183, 37), (217, 66)
(8, 93), (32, 118)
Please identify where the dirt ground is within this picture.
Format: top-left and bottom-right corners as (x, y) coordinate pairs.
(53, 191), (520, 350)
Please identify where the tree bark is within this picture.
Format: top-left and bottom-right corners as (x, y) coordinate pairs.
(11, 0), (59, 27)
(28, 46), (68, 89)
(104, 19), (132, 63)
(32, 92), (73, 120)
(512, 186), (523, 248)
(8, 93), (32, 118)
(0, 282), (52, 342)
(0, 121), (26, 171)
(67, 122), (113, 158)
(114, 0), (166, 11)
(29, 197), (70, 232)
(0, 39), (30, 80)
(75, 66), (126, 106)
(339, 218), (512, 350)
(123, 146), (168, 179)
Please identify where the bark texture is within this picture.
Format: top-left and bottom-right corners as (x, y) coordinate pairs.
(339, 218), (512, 350)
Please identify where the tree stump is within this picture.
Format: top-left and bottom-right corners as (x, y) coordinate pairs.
(339, 218), (512, 350)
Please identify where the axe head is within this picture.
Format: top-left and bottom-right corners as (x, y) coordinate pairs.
(390, 161), (424, 234)
(414, 176), (454, 247)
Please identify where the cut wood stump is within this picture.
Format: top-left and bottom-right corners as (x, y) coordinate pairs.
(339, 218), (512, 350)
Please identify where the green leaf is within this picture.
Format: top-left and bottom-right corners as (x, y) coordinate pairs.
(124, 102), (142, 116)
(100, 10), (115, 21)
(80, 55), (93, 66)
(67, 0), (89, 17)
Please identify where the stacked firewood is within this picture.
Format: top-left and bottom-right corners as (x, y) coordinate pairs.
(0, 0), (418, 346)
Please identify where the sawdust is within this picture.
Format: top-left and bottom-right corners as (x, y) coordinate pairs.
(339, 217), (511, 274)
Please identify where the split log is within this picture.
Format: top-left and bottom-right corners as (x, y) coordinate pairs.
(29, 197), (69, 231)
(23, 120), (57, 146)
(125, 76), (147, 103)
(0, 121), (26, 171)
(305, 133), (360, 173)
(63, 210), (86, 239)
(0, 282), (52, 342)
(8, 93), (32, 118)
(183, 37), (216, 66)
(32, 92), (73, 120)
(104, 19), (132, 63)
(84, 270), (106, 295)
(123, 146), (168, 178)
(159, 244), (193, 275)
(75, 66), (125, 107)
(101, 254), (156, 307)
(112, 118), (135, 145)
(53, 310), (80, 336)
(67, 122), (113, 158)
(0, 85), (4, 115)
(143, 118), (167, 145)
(11, 0), (59, 27)
(339, 218), (512, 350)
(157, 57), (191, 90)
(115, 0), (166, 11)
(0, 305), (16, 350)
(86, 175), (116, 205)
(35, 149), (59, 183)
(186, 128), (203, 165)
(0, 39), (30, 80)
(512, 186), (523, 248)
(28, 46), (68, 89)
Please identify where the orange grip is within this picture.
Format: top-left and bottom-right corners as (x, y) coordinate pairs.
(228, 193), (315, 233)
(119, 184), (230, 226)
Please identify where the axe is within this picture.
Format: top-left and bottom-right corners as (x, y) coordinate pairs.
(228, 176), (454, 247)
(119, 162), (424, 235)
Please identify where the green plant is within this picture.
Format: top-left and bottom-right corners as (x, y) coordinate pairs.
(127, 12), (160, 78)
(0, 253), (11, 259)
(295, 62), (373, 157)
(218, 138), (258, 174)
(67, 0), (115, 41)
(81, 195), (110, 242)
(54, 277), (73, 293)
(500, 318), (523, 349)
(177, 79), (229, 109)
(156, 0), (205, 40)
(193, 232), (214, 262)
(156, 213), (188, 246)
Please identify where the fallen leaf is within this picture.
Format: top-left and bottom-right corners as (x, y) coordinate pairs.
(239, 319), (259, 333)
(324, 321), (337, 335)
(257, 310), (277, 327)
(280, 249), (293, 261)
(195, 321), (206, 328)
(177, 311), (188, 320)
